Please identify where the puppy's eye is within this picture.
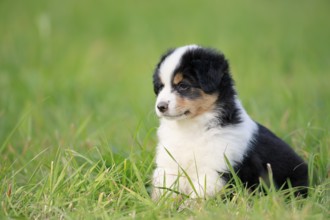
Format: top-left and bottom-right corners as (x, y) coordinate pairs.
(177, 83), (190, 91)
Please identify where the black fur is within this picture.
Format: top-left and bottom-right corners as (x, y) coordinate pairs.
(153, 73), (163, 95)
(174, 47), (227, 94)
(236, 124), (308, 196)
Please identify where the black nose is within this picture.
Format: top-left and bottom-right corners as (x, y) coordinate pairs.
(157, 102), (168, 113)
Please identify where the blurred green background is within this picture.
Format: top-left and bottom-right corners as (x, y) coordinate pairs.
(1, 0), (330, 218)
(1, 0), (329, 169)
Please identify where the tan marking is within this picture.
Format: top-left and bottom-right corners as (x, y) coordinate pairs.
(175, 89), (218, 118)
(173, 73), (183, 85)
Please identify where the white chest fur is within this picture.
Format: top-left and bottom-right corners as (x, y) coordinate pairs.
(152, 110), (257, 199)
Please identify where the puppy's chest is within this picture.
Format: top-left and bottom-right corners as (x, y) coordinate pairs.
(156, 122), (239, 172)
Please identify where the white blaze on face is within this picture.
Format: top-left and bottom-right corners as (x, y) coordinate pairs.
(155, 45), (199, 118)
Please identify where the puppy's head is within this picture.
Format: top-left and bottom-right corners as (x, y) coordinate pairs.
(153, 45), (230, 120)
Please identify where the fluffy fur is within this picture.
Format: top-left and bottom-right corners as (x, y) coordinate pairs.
(151, 45), (308, 200)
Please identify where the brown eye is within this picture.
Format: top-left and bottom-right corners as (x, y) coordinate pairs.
(177, 83), (190, 91)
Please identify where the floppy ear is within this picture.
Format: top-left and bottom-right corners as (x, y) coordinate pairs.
(192, 58), (228, 93)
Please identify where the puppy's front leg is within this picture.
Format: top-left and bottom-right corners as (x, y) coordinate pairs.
(151, 167), (184, 201)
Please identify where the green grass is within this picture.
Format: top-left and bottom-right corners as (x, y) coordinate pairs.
(1, 0), (329, 219)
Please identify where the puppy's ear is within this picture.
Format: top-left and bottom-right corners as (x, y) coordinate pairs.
(192, 57), (228, 93)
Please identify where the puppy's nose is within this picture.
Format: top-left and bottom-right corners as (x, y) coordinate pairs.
(157, 102), (168, 113)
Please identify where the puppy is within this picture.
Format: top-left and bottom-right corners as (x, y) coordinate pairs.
(151, 45), (308, 200)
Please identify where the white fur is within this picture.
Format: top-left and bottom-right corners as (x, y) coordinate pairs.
(152, 104), (257, 199)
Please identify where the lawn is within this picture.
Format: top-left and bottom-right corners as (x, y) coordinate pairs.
(0, 0), (329, 219)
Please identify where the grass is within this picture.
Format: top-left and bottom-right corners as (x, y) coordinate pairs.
(0, 0), (329, 219)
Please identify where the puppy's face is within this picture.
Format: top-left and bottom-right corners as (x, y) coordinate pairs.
(153, 45), (227, 120)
